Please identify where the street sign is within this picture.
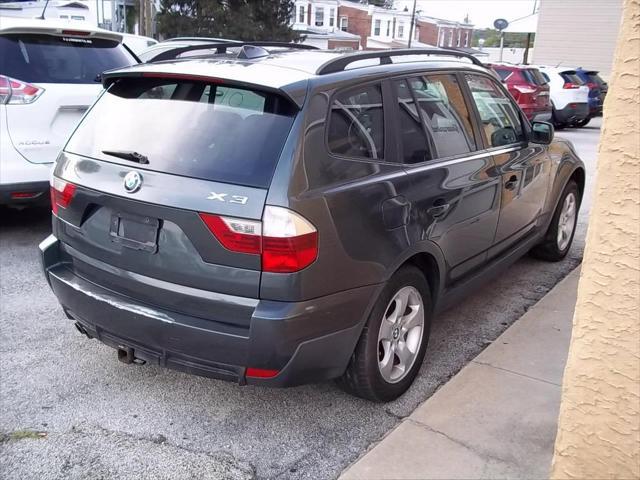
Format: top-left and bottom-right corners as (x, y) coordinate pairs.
(494, 18), (509, 31)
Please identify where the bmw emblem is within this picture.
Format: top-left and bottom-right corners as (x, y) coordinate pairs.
(123, 171), (142, 193)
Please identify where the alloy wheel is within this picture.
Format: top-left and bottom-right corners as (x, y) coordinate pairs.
(377, 286), (425, 384)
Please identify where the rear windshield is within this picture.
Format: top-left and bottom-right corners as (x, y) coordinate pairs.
(65, 78), (297, 188)
(0, 34), (136, 84)
(561, 71), (584, 85)
(586, 72), (605, 86)
(522, 68), (547, 86)
(493, 68), (512, 81)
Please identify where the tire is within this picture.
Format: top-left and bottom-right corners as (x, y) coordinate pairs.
(337, 265), (432, 402)
(551, 106), (566, 129)
(575, 117), (591, 128)
(531, 180), (580, 261)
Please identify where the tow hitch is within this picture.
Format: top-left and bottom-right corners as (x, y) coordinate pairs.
(117, 345), (146, 365)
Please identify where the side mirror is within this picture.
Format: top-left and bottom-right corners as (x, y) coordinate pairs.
(531, 121), (554, 144)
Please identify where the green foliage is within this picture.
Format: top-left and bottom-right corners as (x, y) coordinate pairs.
(157, 0), (299, 41)
(472, 28), (534, 48)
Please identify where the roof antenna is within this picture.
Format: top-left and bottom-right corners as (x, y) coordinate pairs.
(38, 0), (51, 19)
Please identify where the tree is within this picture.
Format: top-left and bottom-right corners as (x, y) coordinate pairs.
(157, 0), (298, 41)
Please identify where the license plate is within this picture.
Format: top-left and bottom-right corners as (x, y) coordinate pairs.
(109, 212), (160, 253)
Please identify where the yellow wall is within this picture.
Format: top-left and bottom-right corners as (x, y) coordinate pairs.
(551, 0), (640, 478)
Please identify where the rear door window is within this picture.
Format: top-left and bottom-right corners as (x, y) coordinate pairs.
(328, 83), (384, 160)
(394, 79), (433, 164)
(65, 78), (298, 188)
(465, 74), (525, 148)
(410, 74), (476, 157)
(0, 34), (136, 84)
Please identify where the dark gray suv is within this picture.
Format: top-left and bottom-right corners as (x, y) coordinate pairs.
(41, 44), (585, 401)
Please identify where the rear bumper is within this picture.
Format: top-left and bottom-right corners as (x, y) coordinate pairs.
(40, 235), (379, 387)
(554, 103), (589, 124)
(0, 181), (50, 206)
(521, 105), (552, 122)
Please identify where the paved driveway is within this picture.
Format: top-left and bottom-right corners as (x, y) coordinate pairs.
(0, 120), (600, 479)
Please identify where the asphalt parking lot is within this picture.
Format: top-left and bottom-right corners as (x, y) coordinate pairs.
(0, 119), (600, 480)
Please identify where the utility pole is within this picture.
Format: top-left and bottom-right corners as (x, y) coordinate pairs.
(139, 0), (145, 35)
(407, 0), (417, 48)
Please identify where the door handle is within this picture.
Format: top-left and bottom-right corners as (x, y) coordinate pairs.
(428, 200), (450, 218)
(505, 175), (519, 191)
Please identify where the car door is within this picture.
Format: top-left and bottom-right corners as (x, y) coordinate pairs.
(463, 73), (550, 256)
(393, 73), (502, 281)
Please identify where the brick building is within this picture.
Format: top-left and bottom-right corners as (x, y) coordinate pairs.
(291, 0), (474, 51)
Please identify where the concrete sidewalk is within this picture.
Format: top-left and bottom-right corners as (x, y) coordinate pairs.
(341, 268), (581, 480)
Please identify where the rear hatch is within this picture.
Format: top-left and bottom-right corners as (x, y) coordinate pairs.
(560, 70), (590, 103)
(522, 68), (550, 108)
(53, 75), (298, 313)
(0, 30), (136, 164)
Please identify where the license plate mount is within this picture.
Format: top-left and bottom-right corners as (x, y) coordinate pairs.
(109, 212), (160, 253)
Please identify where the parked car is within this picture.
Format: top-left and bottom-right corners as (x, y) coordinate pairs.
(120, 32), (158, 56)
(40, 45), (585, 402)
(574, 67), (608, 123)
(487, 63), (552, 122)
(536, 66), (590, 129)
(0, 17), (138, 207)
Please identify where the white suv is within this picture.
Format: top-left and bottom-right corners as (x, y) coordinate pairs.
(0, 18), (137, 207)
(536, 66), (589, 128)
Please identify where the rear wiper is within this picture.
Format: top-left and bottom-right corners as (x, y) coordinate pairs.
(102, 150), (149, 164)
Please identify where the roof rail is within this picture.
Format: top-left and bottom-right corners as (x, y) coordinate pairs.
(315, 48), (484, 75)
(150, 41), (318, 63)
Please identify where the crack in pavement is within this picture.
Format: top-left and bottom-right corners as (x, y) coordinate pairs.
(404, 418), (517, 467)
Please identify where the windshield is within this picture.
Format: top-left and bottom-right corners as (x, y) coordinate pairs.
(0, 33), (136, 84)
(65, 77), (298, 188)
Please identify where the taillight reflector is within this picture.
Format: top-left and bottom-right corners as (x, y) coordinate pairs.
(563, 82), (580, 89)
(50, 177), (77, 214)
(262, 233), (318, 273)
(11, 191), (40, 199)
(246, 368), (279, 378)
(199, 206), (318, 273)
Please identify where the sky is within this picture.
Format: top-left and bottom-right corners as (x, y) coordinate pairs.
(395, 0), (538, 29)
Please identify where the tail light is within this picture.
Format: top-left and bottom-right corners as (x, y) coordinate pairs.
(563, 82), (580, 89)
(0, 75), (45, 104)
(50, 177), (77, 215)
(199, 206), (318, 273)
(586, 82), (598, 89)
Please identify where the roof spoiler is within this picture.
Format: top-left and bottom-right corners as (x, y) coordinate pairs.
(100, 69), (307, 108)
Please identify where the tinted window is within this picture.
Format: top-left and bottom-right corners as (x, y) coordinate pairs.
(410, 74), (476, 157)
(586, 72), (605, 86)
(394, 80), (432, 164)
(561, 72), (584, 85)
(328, 83), (384, 160)
(494, 68), (512, 81)
(525, 68), (548, 85)
(66, 78), (297, 188)
(0, 34), (136, 84)
(466, 75), (525, 148)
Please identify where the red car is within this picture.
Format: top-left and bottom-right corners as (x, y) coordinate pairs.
(487, 64), (552, 123)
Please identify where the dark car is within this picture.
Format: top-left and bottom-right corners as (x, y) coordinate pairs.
(574, 67), (608, 124)
(40, 44), (585, 402)
(487, 63), (552, 123)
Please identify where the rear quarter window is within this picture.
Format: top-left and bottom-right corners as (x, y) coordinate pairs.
(65, 78), (297, 188)
(0, 34), (136, 84)
(328, 83), (385, 160)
